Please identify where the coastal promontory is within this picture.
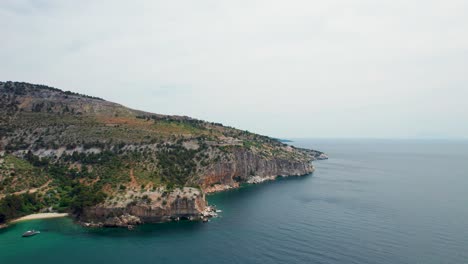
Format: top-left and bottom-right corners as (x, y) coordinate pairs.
(0, 81), (325, 227)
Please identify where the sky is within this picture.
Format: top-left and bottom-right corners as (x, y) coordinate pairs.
(1, 0), (467, 139)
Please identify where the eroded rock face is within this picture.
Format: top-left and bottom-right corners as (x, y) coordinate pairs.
(104, 214), (141, 227)
(199, 148), (315, 192)
(80, 187), (206, 227)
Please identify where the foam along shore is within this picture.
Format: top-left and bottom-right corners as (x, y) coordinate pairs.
(11, 213), (69, 223)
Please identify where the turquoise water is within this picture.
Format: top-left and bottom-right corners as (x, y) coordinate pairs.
(1, 139), (468, 264)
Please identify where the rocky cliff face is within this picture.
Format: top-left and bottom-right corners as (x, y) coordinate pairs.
(78, 148), (317, 226)
(80, 187), (207, 227)
(200, 148), (315, 193)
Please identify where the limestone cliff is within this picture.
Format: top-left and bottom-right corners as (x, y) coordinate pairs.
(78, 146), (319, 226)
(0, 81), (327, 226)
(80, 187), (207, 227)
(199, 147), (316, 193)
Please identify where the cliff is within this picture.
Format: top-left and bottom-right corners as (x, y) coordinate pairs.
(80, 187), (207, 227)
(78, 148), (318, 226)
(200, 147), (316, 192)
(0, 81), (326, 227)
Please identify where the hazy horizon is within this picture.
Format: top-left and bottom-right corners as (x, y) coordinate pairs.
(1, 0), (467, 139)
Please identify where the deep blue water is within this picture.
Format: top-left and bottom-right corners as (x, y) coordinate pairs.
(1, 139), (467, 264)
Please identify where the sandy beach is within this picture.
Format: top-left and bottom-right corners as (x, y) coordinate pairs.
(11, 213), (69, 223)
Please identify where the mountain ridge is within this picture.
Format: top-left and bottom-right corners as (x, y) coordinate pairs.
(0, 81), (326, 227)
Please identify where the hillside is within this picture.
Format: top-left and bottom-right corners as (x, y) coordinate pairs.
(0, 81), (326, 227)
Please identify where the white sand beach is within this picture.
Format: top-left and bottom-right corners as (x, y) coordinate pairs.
(11, 213), (69, 223)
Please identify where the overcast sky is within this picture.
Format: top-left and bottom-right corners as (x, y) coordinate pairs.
(1, 0), (467, 138)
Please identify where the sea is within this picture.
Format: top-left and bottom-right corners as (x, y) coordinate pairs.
(1, 139), (467, 264)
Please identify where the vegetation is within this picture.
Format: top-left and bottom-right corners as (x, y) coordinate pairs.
(0, 193), (42, 223)
(157, 145), (198, 185)
(0, 81), (317, 224)
(0, 81), (104, 100)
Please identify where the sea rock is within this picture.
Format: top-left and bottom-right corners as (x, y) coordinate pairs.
(316, 153), (329, 160)
(200, 206), (219, 222)
(247, 175), (276, 184)
(80, 222), (103, 228)
(201, 206), (218, 218)
(203, 183), (237, 194)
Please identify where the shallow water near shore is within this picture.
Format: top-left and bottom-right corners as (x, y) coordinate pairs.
(1, 139), (468, 264)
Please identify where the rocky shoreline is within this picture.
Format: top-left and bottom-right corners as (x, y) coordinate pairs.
(245, 168), (315, 185)
(0, 167), (321, 230)
(204, 183), (238, 194)
(79, 206), (219, 229)
(76, 155), (324, 229)
(1, 157), (326, 230)
(0, 170), (315, 230)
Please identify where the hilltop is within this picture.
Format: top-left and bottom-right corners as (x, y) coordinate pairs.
(0, 81), (325, 227)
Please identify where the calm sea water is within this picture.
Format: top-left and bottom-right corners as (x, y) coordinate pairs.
(1, 139), (467, 264)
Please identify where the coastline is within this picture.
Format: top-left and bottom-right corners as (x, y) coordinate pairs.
(204, 165), (316, 194)
(1, 160), (323, 229)
(11, 213), (69, 223)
